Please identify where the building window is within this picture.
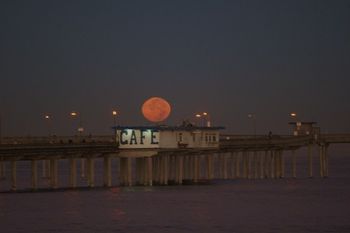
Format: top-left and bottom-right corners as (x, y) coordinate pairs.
(179, 133), (183, 142)
(213, 135), (216, 142)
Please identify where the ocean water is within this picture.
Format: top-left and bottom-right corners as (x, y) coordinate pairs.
(1, 146), (350, 233)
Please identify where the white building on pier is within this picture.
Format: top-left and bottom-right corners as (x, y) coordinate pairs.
(113, 125), (224, 149)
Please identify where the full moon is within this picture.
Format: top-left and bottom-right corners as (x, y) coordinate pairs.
(142, 97), (171, 122)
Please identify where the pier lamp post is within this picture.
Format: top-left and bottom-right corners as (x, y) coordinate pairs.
(248, 113), (257, 150)
(112, 110), (119, 146)
(248, 113), (256, 136)
(290, 112), (300, 124)
(290, 112), (301, 135)
(195, 114), (202, 126)
(44, 114), (52, 138)
(202, 112), (211, 127)
(112, 110), (118, 127)
(70, 111), (84, 137)
(0, 112), (2, 145)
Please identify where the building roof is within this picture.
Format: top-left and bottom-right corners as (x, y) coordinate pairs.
(112, 125), (225, 131)
(288, 122), (317, 125)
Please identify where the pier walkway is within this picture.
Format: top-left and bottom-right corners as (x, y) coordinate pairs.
(0, 134), (349, 192)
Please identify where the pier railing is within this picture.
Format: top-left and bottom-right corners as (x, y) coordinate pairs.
(1, 133), (350, 192)
(0, 135), (115, 145)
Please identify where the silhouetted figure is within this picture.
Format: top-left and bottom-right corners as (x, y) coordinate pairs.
(268, 131), (272, 140)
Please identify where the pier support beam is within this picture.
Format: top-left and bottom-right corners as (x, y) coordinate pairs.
(223, 153), (228, 180)
(319, 144), (328, 178)
(319, 145), (324, 178)
(69, 158), (77, 188)
(206, 154), (213, 180)
(247, 152), (251, 179)
(119, 158), (124, 186)
(168, 155), (174, 183)
(292, 150), (297, 178)
(103, 156), (112, 187)
(259, 152), (264, 179)
(235, 152), (241, 178)
(127, 157), (132, 186)
(264, 150), (270, 178)
(45, 160), (50, 179)
(274, 151), (280, 178)
(325, 145), (329, 177)
(242, 152), (247, 178)
(42, 160), (50, 178)
(194, 155), (199, 182)
(230, 152), (235, 179)
(80, 158), (86, 178)
(87, 158), (95, 188)
(164, 155), (169, 185)
(50, 159), (58, 189)
(0, 160), (6, 179)
(178, 156), (183, 184)
(41, 160), (46, 178)
(120, 157), (132, 186)
(31, 160), (38, 190)
(11, 160), (17, 191)
(308, 145), (313, 178)
(280, 150), (285, 178)
(270, 151), (275, 179)
(253, 152), (258, 179)
(147, 157), (153, 186)
(136, 158), (144, 185)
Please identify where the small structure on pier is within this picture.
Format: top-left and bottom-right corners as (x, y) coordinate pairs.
(289, 121), (318, 136)
(113, 125), (224, 149)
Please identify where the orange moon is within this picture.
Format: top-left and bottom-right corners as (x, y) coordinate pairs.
(142, 97), (171, 122)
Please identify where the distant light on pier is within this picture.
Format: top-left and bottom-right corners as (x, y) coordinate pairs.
(290, 112), (297, 117)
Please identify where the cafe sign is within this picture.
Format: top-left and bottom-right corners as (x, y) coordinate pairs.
(117, 129), (160, 149)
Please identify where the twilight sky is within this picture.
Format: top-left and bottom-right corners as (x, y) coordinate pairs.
(1, 0), (350, 136)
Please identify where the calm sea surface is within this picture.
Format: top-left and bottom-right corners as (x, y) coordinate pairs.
(1, 146), (350, 233)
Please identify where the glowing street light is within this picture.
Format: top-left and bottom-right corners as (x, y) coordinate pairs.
(290, 112), (297, 118)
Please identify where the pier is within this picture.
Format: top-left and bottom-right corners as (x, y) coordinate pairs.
(1, 133), (350, 192)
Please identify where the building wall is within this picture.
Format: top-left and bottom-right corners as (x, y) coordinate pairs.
(116, 128), (220, 149)
(160, 130), (219, 149)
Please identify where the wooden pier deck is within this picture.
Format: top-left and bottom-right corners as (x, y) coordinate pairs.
(0, 134), (349, 192)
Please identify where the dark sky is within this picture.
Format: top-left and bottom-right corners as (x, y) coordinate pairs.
(1, 0), (350, 136)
